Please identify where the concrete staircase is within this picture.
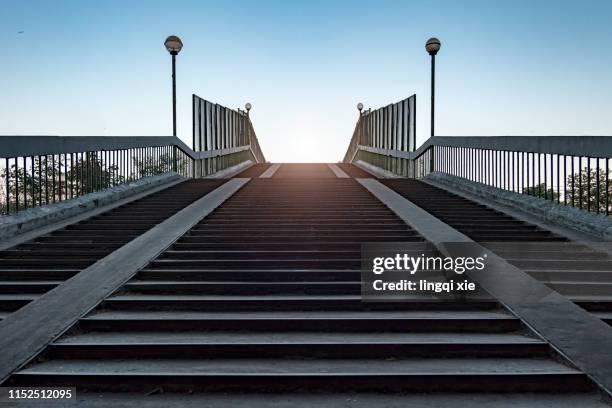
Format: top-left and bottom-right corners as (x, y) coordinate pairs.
(5, 170), (604, 404)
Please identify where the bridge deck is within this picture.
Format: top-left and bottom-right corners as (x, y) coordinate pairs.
(0, 164), (610, 405)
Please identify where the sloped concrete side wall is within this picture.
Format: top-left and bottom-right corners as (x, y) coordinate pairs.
(426, 171), (612, 241)
(0, 172), (183, 241)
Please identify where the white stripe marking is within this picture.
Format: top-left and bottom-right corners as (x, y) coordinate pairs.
(327, 164), (350, 178)
(259, 164), (282, 178)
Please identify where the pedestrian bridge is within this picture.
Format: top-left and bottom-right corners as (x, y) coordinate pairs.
(1, 95), (612, 406)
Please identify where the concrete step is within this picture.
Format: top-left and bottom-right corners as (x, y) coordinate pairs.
(80, 309), (519, 332)
(11, 358), (590, 392)
(102, 295), (498, 311)
(27, 391), (608, 407)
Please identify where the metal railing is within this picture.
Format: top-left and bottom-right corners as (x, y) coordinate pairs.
(193, 94), (265, 164)
(343, 95), (416, 164)
(343, 95), (612, 216)
(346, 133), (612, 216)
(1, 99), (265, 215)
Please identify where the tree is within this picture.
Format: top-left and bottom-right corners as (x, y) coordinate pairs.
(566, 168), (610, 213)
(1, 156), (64, 213)
(67, 152), (122, 194)
(1, 153), (120, 214)
(133, 152), (187, 177)
(523, 183), (559, 201)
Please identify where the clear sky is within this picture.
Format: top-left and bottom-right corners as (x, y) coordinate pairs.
(1, 0), (611, 162)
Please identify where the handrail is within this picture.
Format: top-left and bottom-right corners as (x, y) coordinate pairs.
(355, 136), (612, 162)
(415, 136), (612, 160)
(0, 136), (193, 158)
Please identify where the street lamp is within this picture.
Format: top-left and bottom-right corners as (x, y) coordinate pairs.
(164, 35), (183, 137)
(245, 102), (252, 117)
(357, 102), (363, 115)
(426, 37), (441, 138)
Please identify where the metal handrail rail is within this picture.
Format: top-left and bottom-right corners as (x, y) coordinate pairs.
(355, 136), (612, 162)
(0, 135), (256, 160)
(413, 136), (612, 160)
(1, 135), (187, 159)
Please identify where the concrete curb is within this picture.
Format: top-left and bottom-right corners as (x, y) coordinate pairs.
(426, 172), (612, 241)
(353, 160), (401, 179)
(328, 164), (350, 178)
(0, 173), (183, 242)
(205, 160), (254, 179)
(259, 163), (282, 178)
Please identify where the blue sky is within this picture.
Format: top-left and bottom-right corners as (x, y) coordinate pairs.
(1, 0), (611, 162)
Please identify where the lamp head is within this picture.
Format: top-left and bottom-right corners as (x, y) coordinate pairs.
(165, 35), (183, 55)
(357, 102), (364, 112)
(425, 37), (441, 55)
(245, 102), (252, 112)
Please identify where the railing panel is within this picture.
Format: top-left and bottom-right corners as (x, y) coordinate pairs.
(343, 95), (416, 164)
(192, 94), (265, 165)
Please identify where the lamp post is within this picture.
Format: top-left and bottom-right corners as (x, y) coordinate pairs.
(357, 103), (364, 145)
(425, 37), (441, 138)
(164, 35), (183, 137)
(245, 102), (252, 117)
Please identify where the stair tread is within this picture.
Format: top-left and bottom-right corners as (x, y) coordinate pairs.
(23, 391), (607, 408)
(18, 358), (577, 374)
(57, 332), (538, 344)
(86, 310), (514, 319)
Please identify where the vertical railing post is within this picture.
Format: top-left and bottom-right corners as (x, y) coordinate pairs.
(172, 146), (178, 173)
(429, 146), (435, 174)
(4, 158), (9, 215)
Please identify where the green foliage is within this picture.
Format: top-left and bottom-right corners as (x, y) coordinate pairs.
(1, 150), (187, 214)
(523, 183), (559, 201)
(565, 168), (610, 213)
(133, 152), (187, 177)
(522, 169), (611, 214)
(1, 154), (120, 213)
